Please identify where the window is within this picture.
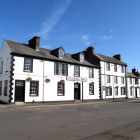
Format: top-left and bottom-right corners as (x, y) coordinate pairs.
(74, 65), (80, 77)
(106, 63), (110, 71)
(121, 66), (124, 73)
(115, 87), (118, 96)
(135, 78), (139, 85)
(0, 60), (3, 74)
(130, 78), (133, 84)
(89, 68), (94, 78)
(121, 77), (125, 84)
(79, 53), (84, 62)
(107, 75), (111, 83)
(114, 64), (117, 72)
(130, 87), (133, 96)
(106, 87), (112, 96)
(114, 76), (118, 84)
(89, 82), (94, 95)
(57, 81), (65, 96)
(5, 58), (10, 73)
(59, 48), (64, 59)
(4, 80), (8, 96)
(30, 81), (39, 96)
(24, 58), (33, 72)
(54, 62), (68, 76)
(0, 81), (2, 95)
(121, 87), (126, 95)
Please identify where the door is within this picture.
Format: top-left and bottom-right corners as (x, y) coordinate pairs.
(15, 80), (25, 102)
(135, 88), (138, 98)
(74, 83), (81, 100)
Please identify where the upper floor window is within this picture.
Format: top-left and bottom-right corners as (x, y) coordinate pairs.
(79, 53), (84, 62)
(130, 87), (133, 96)
(121, 77), (125, 84)
(107, 75), (111, 83)
(24, 58), (33, 72)
(74, 65), (80, 77)
(135, 78), (139, 85)
(0, 59), (3, 74)
(106, 63), (110, 71)
(30, 81), (39, 96)
(114, 64), (117, 72)
(0, 81), (2, 95)
(89, 68), (94, 78)
(89, 82), (94, 95)
(57, 81), (65, 96)
(58, 48), (64, 59)
(114, 76), (118, 84)
(4, 80), (8, 96)
(121, 66), (124, 73)
(130, 78), (133, 84)
(54, 62), (68, 76)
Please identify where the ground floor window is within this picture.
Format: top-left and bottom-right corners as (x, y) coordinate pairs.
(57, 81), (65, 96)
(121, 87), (126, 95)
(4, 80), (8, 96)
(115, 87), (118, 96)
(130, 87), (133, 96)
(30, 81), (39, 96)
(0, 81), (2, 95)
(89, 82), (94, 95)
(106, 87), (112, 96)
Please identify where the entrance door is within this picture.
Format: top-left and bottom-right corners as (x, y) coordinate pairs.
(135, 88), (138, 98)
(74, 83), (81, 100)
(15, 80), (25, 102)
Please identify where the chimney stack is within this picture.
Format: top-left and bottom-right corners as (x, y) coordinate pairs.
(132, 67), (136, 74)
(87, 46), (95, 54)
(113, 54), (121, 61)
(28, 36), (40, 51)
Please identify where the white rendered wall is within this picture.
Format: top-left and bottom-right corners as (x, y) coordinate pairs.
(100, 61), (127, 99)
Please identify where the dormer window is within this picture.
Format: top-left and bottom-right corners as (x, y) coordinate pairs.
(79, 53), (84, 62)
(58, 48), (64, 59)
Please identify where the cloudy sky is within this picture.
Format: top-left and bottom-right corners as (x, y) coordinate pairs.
(0, 0), (140, 71)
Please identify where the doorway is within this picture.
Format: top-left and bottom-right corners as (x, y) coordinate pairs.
(15, 80), (25, 102)
(135, 87), (138, 98)
(74, 82), (81, 100)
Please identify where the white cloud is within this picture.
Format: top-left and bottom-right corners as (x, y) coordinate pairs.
(36, 0), (72, 39)
(99, 35), (113, 41)
(82, 34), (90, 41)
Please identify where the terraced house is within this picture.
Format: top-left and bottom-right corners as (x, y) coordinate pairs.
(127, 68), (140, 98)
(0, 36), (100, 103)
(84, 47), (128, 99)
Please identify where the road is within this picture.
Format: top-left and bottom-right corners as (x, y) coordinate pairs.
(0, 101), (140, 140)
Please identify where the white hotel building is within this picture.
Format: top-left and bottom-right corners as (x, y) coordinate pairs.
(0, 36), (100, 103)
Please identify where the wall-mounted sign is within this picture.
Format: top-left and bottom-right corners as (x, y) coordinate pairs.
(67, 76), (80, 81)
(81, 77), (88, 82)
(45, 79), (50, 83)
(26, 77), (32, 82)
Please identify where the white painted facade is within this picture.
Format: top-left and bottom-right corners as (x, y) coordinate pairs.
(100, 61), (127, 99)
(0, 40), (100, 103)
(127, 76), (140, 98)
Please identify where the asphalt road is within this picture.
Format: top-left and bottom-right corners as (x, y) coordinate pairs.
(0, 101), (140, 140)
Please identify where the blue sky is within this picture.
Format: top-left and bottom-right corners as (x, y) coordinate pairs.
(0, 0), (140, 71)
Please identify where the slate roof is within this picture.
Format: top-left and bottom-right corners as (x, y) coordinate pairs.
(95, 53), (126, 66)
(6, 40), (99, 68)
(127, 72), (137, 78)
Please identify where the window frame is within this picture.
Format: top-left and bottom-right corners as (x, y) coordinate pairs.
(121, 66), (124, 73)
(114, 76), (118, 84)
(57, 81), (65, 96)
(106, 86), (112, 96)
(3, 80), (8, 96)
(74, 65), (80, 77)
(0, 60), (3, 74)
(114, 64), (117, 72)
(89, 68), (94, 78)
(24, 58), (33, 73)
(0, 81), (2, 95)
(107, 75), (111, 83)
(106, 62), (110, 71)
(30, 81), (39, 97)
(89, 82), (94, 95)
(115, 87), (118, 96)
(121, 77), (125, 84)
(121, 87), (126, 95)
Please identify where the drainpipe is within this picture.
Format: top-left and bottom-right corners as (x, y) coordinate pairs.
(125, 65), (128, 98)
(82, 81), (83, 101)
(42, 60), (45, 102)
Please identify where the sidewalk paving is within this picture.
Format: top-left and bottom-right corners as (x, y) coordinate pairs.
(0, 98), (140, 109)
